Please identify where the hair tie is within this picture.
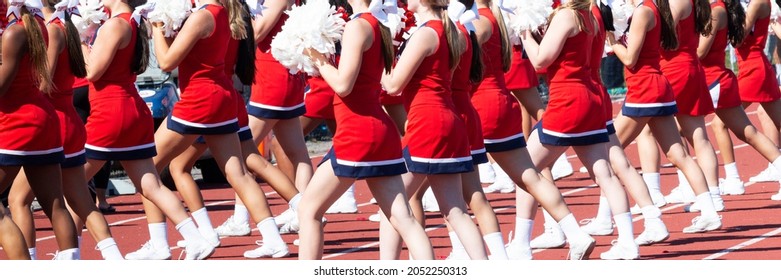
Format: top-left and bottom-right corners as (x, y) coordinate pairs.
(369, 0), (403, 35)
(131, 1), (155, 25)
(7, 0), (44, 20)
(47, 0), (78, 24)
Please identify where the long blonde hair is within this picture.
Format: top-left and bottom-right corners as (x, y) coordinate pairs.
(20, 7), (54, 93)
(426, 0), (465, 70)
(548, 0), (595, 34)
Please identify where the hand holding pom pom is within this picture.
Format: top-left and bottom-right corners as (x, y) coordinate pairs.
(270, 0), (346, 76)
(72, 0), (108, 43)
(147, 0), (192, 37)
(508, 0), (554, 36)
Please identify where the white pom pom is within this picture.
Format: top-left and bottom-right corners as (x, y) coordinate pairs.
(772, 0), (781, 23)
(509, 0), (554, 33)
(610, 0), (634, 39)
(73, 0), (108, 41)
(501, 9), (520, 45)
(270, 0), (346, 76)
(147, 0), (192, 37)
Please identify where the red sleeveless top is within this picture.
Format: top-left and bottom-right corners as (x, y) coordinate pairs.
(89, 13), (137, 94)
(179, 4), (231, 92)
(625, 1), (663, 76)
(336, 13), (383, 112)
(660, 0), (698, 64)
(472, 8), (507, 91)
(548, 9), (595, 85)
(737, 1), (771, 60)
(590, 4), (606, 85)
(49, 19), (76, 98)
(403, 20), (453, 110)
(701, 0), (728, 69)
(5, 18), (48, 101)
(452, 24), (473, 94)
(225, 38), (239, 78)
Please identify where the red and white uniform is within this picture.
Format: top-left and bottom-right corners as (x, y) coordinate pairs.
(590, 4), (614, 134)
(0, 18), (64, 166)
(453, 23), (487, 164)
(168, 4), (238, 135)
(471, 8), (525, 152)
(736, 0), (781, 103)
(226, 38), (253, 141)
(248, 1), (307, 119)
(621, 1), (677, 117)
(659, 0), (714, 116)
(47, 18), (87, 167)
(505, 45), (539, 90)
(538, 8), (608, 146)
(701, 0), (742, 109)
(85, 14), (156, 160)
(402, 20), (473, 174)
(304, 64), (336, 120)
(323, 14), (406, 178)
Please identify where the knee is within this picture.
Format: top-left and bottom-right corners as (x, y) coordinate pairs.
(665, 148), (688, 166)
(7, 193), (31, 210)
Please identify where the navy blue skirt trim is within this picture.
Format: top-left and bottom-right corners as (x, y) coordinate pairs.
(247, 102), (306, 120)
(483, 133), (527, 153)
(471, 149), (489, 165)
(319, 148), (408, 179)
(85, 143), (157, 161)
(0, 149), (64, 166)
(621, 102), (678, 117)
(402, 148), (474, 174)
(62, 151), (87, 168)
(167, 115), (240, 135)
(534, 121), (610, 147)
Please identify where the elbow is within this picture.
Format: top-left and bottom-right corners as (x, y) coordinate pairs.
(85, 71), (101, 83)
(333, 85), (354, 98)
(158, 62), (176, 73)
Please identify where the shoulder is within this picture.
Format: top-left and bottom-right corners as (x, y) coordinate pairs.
(101, 16), (131, 34)
(3, 23), (28, 43)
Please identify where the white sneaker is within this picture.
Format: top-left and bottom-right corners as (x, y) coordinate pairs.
(176, 231), (221, 248)
(552, 154), (574, 181)
(684, 191), (726, 212)
(482, 180), (515, 194)
(719, 178), (745, 195)
(530, 224), (566, 249)
(579, 166), (588, 173)
(215, 215), (252, 237)
(478, 162), (496, 184)
(664, 186), (697, 204)
(682, 215), (722, 233)
(579, 218), (613, 236)
(243, 241), (290, 259)
(422, 188), (440, 212)
(368, 212), (382, 222)
(326, 185), (358, 214)
(369, 198), (377, 204)
(51, 249), (79, 260)
(125, 241), (171, 260)
(505, 231), (533, 260)
(279, 217), (300, 234)
(749, 164), (780, 182)
(275, 208), (297, 227)
(567, 236), (596, 260)
(634, 219), (669, 246)
(182, 238), (216, 260)
(600, 240), (639, 260)
(771, 188), (781, 201)
(445, 249), (470, 260)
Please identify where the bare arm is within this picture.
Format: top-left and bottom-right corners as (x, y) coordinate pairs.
(521, 9), (576, 70)
(381, 27), (438, 95)
(607, 6), (652, 69)
(253, 0), (289, 43)
(81, 18), (126, 82)
(472, 16), (493, 44)
(44, 24), (65, 91)
(0, 26), (26, 96)
(697, 6), (725, 60)
(742, 0), (770, 42)
(669, 0), (690, 25)
(153, 10), (212, 72)
(308, 19), (371, 97)
(772, 22), (781, 39)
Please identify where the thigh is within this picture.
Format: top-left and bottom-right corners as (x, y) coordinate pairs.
(525, 129), (567, 170)
(613, 113), (651, 148)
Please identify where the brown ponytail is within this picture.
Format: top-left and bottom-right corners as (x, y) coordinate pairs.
(129, 0), (149, 75)
(63, 12), (87, 78)
(490, 1), (511, 72)
(694, 0), (712, 36)
(468, 30), (484, 83)
(440, 7), (465, 70)
(21, 9), (54, 93)
(723, 0), (746, 47)
(378, 24), (395, 74)
(231, 0), (256, 85)
(657, 0), (679, 50)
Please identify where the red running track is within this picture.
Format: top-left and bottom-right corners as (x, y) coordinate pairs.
(5, 102), (781, 260)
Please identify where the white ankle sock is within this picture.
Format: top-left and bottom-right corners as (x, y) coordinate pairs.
(595, 196), (613, 222)
(483, 232), (508, 260)
(640, 205), (661, 219)
(28, 247), (36, 260)
(642, 172), (661, 193)
(234, 204), (250, 224)
(513, 217), (533, 249)
(191, 208), (216, 236)
(97, 238), (124, 260)
(57, 248), (80, 260)
(257, 217), (285, 247)
(175, 218), (202, 244)
(613, 212), (635, 245)
(558, 214), (587, 241)
(448, 231), (465, 251)
(677, 169), (690, 187)
(695, 193), (718, 218)
(148, 222), (168, 248)
(289, 193), (303, 211)
(724, 162), (740, 179)
(771, 157), (781, 176)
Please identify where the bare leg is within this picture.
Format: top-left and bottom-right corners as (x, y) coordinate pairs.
(24, 164), (79, 251)
(382, 104), (407, 136)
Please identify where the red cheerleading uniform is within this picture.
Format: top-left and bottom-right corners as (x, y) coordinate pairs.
(47, 18), (88, 168)
(379, 20), (411, 106)
(0, 18), (64, 166)
(505, 45), (539, 90)
(621, 1), (677, 117)
(659, 0), (714, 116)
(701, 0), (742, 109)
(471, 8), (525, 152)
(537, 9), (608, 146)
(736, 0), (781, 103)
(402, 20), (473, 174)
(453, 23), (487, 165)
(590, 4), (614, 134)
(85, 14), (156, 160)
(248, 1), (307, 119)
(323, 14), (406, 178)
(225, 37), (253, 141)
(304, 61), (337, 120)
(168, 4), (238, 135)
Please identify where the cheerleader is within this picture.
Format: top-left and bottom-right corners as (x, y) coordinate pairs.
(0, 0), (80, 260)
(713, 0), (781, 199)
(247, 0), (314, 219)
(7, 0), (123, 260)
(297, 0), (434, 260)
(80, 0), (219, 260)
(607, 0), (721, 233)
